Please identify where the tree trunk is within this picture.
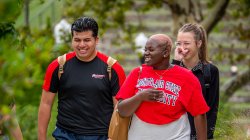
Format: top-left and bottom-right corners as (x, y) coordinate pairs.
(201, 0), (230, 34)
(24, 0), (30, 29)
(165, 0), (250, 102)
(221, 67), (250, 102)
(166, 0), (203, 35)
(166, 0), (230, 35)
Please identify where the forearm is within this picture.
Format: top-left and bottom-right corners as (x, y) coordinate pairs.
(9, 123), (23, 140)
(117, 94), (142, 117)
(194, 114), (207, 140)
(2, 115), (23, 140)
(38, 103), (52, 140)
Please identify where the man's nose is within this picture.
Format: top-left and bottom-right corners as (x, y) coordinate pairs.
(79, 41), (85, 46)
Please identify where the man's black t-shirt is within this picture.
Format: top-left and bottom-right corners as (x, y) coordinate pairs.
(43, 51), (126, 135)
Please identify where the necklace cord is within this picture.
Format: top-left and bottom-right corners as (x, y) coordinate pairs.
(153, 64), (173, 79)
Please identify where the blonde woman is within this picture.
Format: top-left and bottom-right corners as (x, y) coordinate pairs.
(173, 23), (219, 139)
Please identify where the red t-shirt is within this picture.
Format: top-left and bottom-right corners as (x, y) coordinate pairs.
(116, 65), (209, 125)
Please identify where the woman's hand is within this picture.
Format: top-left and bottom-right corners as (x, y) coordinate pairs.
(137, 88), (164, 102)
(117, 88), (164, 117)
(174, 47), (188, 61)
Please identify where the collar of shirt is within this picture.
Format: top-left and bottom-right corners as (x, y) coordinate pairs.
(180, 61), (203, 73)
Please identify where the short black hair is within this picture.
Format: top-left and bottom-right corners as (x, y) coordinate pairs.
(71, 17), (98, 38)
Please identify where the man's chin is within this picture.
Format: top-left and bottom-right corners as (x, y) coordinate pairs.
(76, 54), (88, 60)
(78, 52), (88, 57)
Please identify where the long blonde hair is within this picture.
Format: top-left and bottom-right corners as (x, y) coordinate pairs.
(178, 23), (208, 63)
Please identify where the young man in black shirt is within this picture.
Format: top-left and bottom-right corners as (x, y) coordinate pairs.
(38, 17), (126, 140)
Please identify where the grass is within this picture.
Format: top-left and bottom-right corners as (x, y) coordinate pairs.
(215, 102), (250, 139)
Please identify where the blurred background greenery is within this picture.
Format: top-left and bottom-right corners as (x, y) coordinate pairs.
(0, 0), (249, 139)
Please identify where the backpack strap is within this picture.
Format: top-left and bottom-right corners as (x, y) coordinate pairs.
(203, 63), (211, 91)
(57, 54), (66, 80)
(107, 56), (117, 81)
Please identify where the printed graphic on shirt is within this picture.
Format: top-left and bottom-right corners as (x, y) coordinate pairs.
(92, 74), (105, 79)
(165, 81), (181, 96)
(137, 78), (181, 106)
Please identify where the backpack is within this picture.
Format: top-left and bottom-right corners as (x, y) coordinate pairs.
(203, 63), (211, 94)
(57, 54), (117, 81)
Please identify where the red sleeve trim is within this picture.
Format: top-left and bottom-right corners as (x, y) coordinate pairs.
(66, 52), (76, 60)
(115, 67), (141, 100)
(191, 106), (210, 117)
(112, 62), (126, 86)
(42, 59), (58, 91)
(42, 52), (76, 91)
(97, 51), (126, 86)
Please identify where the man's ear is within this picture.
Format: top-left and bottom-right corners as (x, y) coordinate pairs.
(95, 37), (99, 45)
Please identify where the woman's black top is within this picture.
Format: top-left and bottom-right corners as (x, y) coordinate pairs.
(172, 59), (219, 139)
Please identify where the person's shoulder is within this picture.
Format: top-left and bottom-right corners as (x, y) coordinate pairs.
(132, 66), (143, 72)
(206, 62), (219, 74)
(172, 65), (198, 81)
(65, 51), (76, 59)
(96, 51), (108, 58)
(47, 57), (59, 70)
(96, 51), (126, 75)
(173, 65), (192, 74)
(97, 51), (125, 67)
(127, 66), (143, 77)
(209, 63), (218, 70)
(47, 52), (75, 68)
(96, 51), (112, 63)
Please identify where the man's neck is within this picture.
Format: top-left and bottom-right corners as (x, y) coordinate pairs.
(77, 50), (98, 62)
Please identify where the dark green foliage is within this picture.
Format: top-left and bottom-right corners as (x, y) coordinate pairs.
(0, 23), (18, 38)
(0, 0), (23, 23)
(0, 1), (71, 138)
(63, 0), (134, 36)
(230, 0), (250, 18)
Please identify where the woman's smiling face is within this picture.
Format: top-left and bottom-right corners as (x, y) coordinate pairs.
(176, 32), (201, 61)
(144, 38), (166, 68)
